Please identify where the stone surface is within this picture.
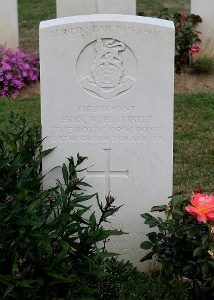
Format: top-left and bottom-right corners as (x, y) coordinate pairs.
(56, 0), (136, 17)
(191, 0), (214, 57)
(0, 0), (19, 49)
(40, 14), (174, 269)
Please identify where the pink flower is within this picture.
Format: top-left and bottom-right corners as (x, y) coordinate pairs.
(0, 46), (39, 99)
(189, 44), (200, 54)
(176, 23), (182, 30)
(185, 193), (214, 223)
(180, 13), (188, 21)
(175, 23), (182, 30)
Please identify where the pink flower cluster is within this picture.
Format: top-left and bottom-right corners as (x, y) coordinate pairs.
(189, 43), (200, 55)
(0, 46), (39, 99)
(185, 191), (214, 223)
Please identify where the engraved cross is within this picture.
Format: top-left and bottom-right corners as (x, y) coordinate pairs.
(86, 149), (129, 196)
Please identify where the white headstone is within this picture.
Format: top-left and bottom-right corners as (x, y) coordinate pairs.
(56, 0), (136, 17)
(40, 15), (174, 269)
(0, 0), (19, 49)
(191, 0), (214, 57)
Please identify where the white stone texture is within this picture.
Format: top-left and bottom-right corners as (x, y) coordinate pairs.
(56, 0), (136, 17)
(40, 15), (174, 269)
(191, 0), (214, 57)
(0, 0), (19, 49)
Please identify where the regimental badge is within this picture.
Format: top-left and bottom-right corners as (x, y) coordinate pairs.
(79, 39), (136, 99)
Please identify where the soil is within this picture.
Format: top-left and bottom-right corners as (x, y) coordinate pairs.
(18, 73), (214, 100)
(175, 73), (214, 94)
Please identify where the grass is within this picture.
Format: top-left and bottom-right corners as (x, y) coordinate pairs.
(18, 0), (56, 51)
(1, 93), (213, 195)
(137, 0), (190, 16)
(0, 97), (40, 129)
(174, 93), (214, 194)
(94, 258), (191, 300)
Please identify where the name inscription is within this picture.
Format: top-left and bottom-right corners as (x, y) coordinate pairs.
(51, 106), (164, 144)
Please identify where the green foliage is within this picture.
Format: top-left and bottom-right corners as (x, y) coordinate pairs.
(159, 9), (202, 72)
(193, 56), (214, 74)
(140, 194), (214, 299)
(0, 115), (123, 299)
(92, 258), (139, 300)
(119, 271), (191, 300)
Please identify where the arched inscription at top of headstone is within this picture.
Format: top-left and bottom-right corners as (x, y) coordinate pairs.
(77, 38), (136, 99)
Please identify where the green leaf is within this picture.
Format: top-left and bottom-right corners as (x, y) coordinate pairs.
(141, 213), (153, 220)
(207, 261), (214, 268)
(12, 258), (19, 276)
(16, 280), (36, 288)
(19, 166), (34, 181)
(183, 264), (193, 273)
(193, 246), (203, 257)
(3, 285), (15, 299)
(140, 241), (153, 250)
(202, 235), (209, 246)
(41, 148), (55, 158)
(27, 197), (43, 213)
(151, 205), (168, 212)
(170, 195), (188, 207)
(147, 232), (159, 244)
(164, 260), (173, 273)
(62, 163), (69, 184)
(77, 153), (88, 165)
(141, 214), (159, 227)
(73, 193), (97, 204)
(89, 212), (96, 227)
(61, 241), (71, 253)
(201, 262), (209, 273)
(103, 206), (122, 219)
(78, 181), (92, 188)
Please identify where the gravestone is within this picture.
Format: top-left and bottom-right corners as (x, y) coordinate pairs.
(191, 0), (214, 57)
(0, 0), (19, 49)
(56, 0), (136, 17)
(40, 15), (174, 269)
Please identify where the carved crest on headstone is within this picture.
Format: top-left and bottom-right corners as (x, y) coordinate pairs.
(80, 39), (135, 99)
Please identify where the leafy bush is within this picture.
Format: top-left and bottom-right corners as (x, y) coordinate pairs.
(159, 9), (202, 72)
(0, 46), (39, 99)
(0, 114), (123, 299)
(141, 191), (214, 299)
